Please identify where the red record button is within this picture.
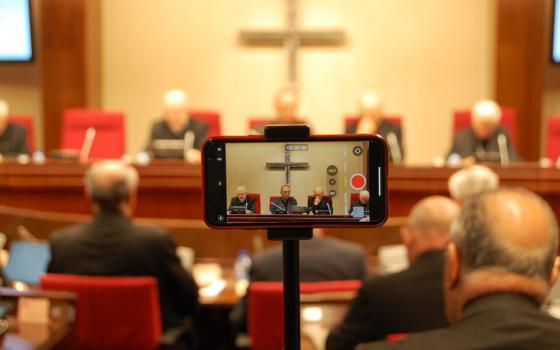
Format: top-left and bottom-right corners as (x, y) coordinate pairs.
(350, 174), (366, 190)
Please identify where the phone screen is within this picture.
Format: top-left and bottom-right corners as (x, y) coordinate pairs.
(203, 135), (387, 228)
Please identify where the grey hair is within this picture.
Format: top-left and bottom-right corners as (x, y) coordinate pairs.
(448, 165), (499, 201)
(451, 188), (558, 281)
(84, 160), (139, 209)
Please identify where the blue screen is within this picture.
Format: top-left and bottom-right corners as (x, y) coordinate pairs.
(0, 0), (33, 62)
(554, 0), (560, 63)
(5, 241), (50, 285)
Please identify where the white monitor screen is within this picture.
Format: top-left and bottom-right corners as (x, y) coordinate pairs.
(0, 0), (33, 62)
(554, 0), (560, 63)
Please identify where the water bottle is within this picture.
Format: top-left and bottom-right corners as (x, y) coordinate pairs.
(234, 249), (251, 296)
(32, 150), (46, 165)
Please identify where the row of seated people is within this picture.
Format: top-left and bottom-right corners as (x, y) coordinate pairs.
(7, 87), (560, 163)
(2, 161), (558, 349)
(228, 185), (370, 216)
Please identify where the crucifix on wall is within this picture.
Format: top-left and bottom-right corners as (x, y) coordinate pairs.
(239, 0), (346, 84)
(266, 145), (309, 184)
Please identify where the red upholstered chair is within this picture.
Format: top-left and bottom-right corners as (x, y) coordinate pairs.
(40, 274), (161, 350)
(547, 117), (560, 161)
(8, 115), (35, 152)
(350, 192), (360, 202)
(248, 280), (362, 350)
(386, 333), (409, 343)
(344, 115), (402, 133)
(452, 107), (517, 145)
(190, 110), (221, 137)
(62, 109), (125, 159)
(247, 193), (261, 214)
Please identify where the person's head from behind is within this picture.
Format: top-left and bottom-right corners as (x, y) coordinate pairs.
(400, 196), (459, 263)
(313, 186), (324, 199)
(448, 165), (499, 205)
(471, 100), (501, 140)
(359, 190), (370, 205)
(0, 99), (9, 133)
(274, 86), (298, 122)
(280, 184), (291, 201)
(85, 160), (139, 217)
(358, 91), (383, 123)
(444, 188), (559, 323)
(163, 89), (190, 133)
(236, 186), (247, 202)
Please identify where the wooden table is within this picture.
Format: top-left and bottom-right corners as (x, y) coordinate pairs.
(0, 160), (558, 220)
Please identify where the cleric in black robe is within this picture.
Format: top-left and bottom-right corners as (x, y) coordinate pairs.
(0, 100), (29, 157)
(146, 89), (208, 161)
(270, 184), (298, 214)
(307, 186), (333, 215)
(228, 186), (257, 214)
(349, 190), (370, 216)
(447, 100), (519, 162)
(346, 91), (404, 162)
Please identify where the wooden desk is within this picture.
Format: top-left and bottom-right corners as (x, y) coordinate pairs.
(1, 161), (560, 221)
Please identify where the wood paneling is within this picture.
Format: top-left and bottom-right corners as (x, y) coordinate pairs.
(496, 0), (546, 160)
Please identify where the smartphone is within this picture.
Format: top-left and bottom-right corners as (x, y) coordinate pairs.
(202, 134), (388, 228)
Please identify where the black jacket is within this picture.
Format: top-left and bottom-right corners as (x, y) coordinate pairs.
(447, 126), (519, 162)
(47, 210), (199, 330)
(147, 118), (208, 158)
(228, 196), (257, 214)
(0, 123), (29, 156)
(270, 197), (298, 214)
(347, 120), (404, 161)
(308, 197), (333, 215)
(326, 251), (447, 350)
(357, 293), (560, 350)
(230, 237), (367, 333)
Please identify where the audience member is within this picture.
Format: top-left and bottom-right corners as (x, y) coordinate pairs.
(47, 160), (199, 331)
(0, 99), (29, 157)
(358, 188), (560, 349)
(327, 196), (459, 350)
(448, 165), (499, 204)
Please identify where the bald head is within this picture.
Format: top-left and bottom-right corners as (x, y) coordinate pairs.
(163, 89), (190, 133)
(358, 91), (383, 122)
(452, 188), (558, 282)
(274, 86), (298, 122)
(0, 99), (8, 119)
(85, 160), (139, 212)
(448, 165), (499, 203)
(471, 100), (501, 140)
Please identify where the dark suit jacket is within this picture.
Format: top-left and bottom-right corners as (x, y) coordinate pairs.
(347, 120), (404, 161)
(230, 237), (367, 333)
(308, 197), (333, 215)
(47, 210), (199, 331)
(447, 126), (519, 162)
(348, 200), (370, 215)
(228, 197), (257, 213)
(358, 293), (560, 350)
(147, 118), (208, 159)
(270, 197), (298, 214)
(0, 123), (29, 156)
(326, 251), (447, 350)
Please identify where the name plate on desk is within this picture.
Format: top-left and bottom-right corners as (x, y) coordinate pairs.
(18, 297), (50, 324)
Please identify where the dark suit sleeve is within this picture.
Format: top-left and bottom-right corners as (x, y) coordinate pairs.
(145, 122), (159, 150)
(155, 232), (199, 316)
(326, 282), (385, 350)
(228, 198), (235, 211)
(15, 127), (29, 155)
(505, 131), (520, 161)
(248, 199), (257, 213)
(194, 123), (209, 150)
(395, 126), (404, 160)
(447, 131), (472, 158)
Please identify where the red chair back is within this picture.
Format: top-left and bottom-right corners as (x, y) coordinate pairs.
(8, 115), (35, 151)
(344, 115), (402, 132)
(350, 193), (360, 202)
(248, 280), (361, 350)
(247, 193), (261, 214)
(62, 109), (125, 159)
(453, 107), (517, 145)
(547, 117), (560, 161)
(190, 110), (221, 137)
(41, 274), (161, 350)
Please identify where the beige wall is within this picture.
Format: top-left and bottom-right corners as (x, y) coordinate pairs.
(0, 0), (43, 149)
(100, 0), (495, 164)
(226, 141), (369, 214)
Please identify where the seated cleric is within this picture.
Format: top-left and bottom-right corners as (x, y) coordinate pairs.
(0, 99), (29, 157)
(447, 100), (519, 163)
(346, 91), (404, 162)
(270, 184), (298, 214)
(349, 190), (370, 215)
(228, 186), (257, 214)
(307, 186), (333, 215)
(146, 89), (208, 163)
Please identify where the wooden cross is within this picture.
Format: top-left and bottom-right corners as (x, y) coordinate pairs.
(266, 149), (309, 184)
(239, 0), (346, 84)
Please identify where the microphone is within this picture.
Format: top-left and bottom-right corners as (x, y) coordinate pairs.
(79, 127), (96, 162)
(270, 201), (287, 213)
(326, 202), (332, 215)
(386, 132), (402, 163)
(497, 133), (509, 166)
(183, 131), (195, 159)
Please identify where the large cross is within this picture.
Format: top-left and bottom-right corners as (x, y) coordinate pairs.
(239, 0), (346, 84)
(266, 149), (309, 184)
